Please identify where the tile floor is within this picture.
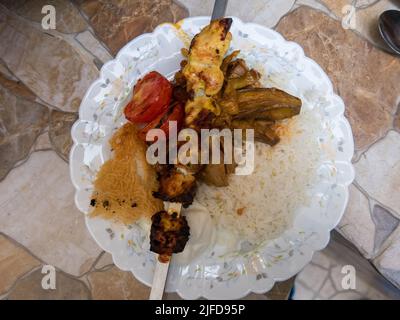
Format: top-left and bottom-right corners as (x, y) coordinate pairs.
(293, 232), (400, 300)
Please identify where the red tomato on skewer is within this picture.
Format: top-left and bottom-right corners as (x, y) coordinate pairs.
(124, 71), (173, 123)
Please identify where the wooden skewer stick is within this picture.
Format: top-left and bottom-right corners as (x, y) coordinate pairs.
(149, 202), (182, 300)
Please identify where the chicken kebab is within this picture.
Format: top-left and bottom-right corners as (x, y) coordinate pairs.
(123, 18), (302, 262)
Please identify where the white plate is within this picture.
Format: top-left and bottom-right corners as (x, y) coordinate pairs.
(70, 16), (354, 300)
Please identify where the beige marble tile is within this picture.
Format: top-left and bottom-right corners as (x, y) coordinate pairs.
(6, 267), (91, 300)
(276, 7), (400, 152)
(88, 266), (150, 300)
(330, 265), (349, 291)
(373, 227), (400, 288)
(93, 252), (114, 271)
(0, 72), (36, 101)
(181, 0), (295, 28)
(338, 185), (376, 258)
(294, 0), (333, 16)
(0, 8), (98, 112)
(1, 0), (88, 34)
(296, 263), (329, 291)
(0, 59), (17, 81)
(365, 286), (392, 299)
(318, 278), (336, 299)
(372, 205), (399, 253)
(312, 251), (332, 269)
(297, 0), (399, 51)
(320, 0), (380, 17)
(0, 75), (49, 181)
(49, 110), (78, 162)
(294, 232), (400, 299)
(355, 131), (400, 217)
(177, 0), (214, 16)
(0, 151), (101, 276)
(331, 291), (363, 299)
(76, 0), (188, 55)
(33, 131), (52, 151)
(75, 30), (113, 65)
(229, 0), (296, 27)
(0, 235), (41, 295)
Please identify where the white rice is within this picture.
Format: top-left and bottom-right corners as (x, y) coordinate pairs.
(194, 108), (323, 244)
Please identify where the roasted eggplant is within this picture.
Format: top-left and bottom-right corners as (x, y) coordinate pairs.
(231, 119), (280, 146)
(233, 88), (301, 120)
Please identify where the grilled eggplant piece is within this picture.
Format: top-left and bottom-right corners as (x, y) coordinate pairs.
(183, 18), (233, 95)
(217, 68), (260, 116)
(231, 119), (280, 146)
(221, 50), (240, 75)
(199, 163), (229, 187)
(236, 107), (300, 121)
(226, 58), (248, 79)
(218, 86), (239, 116)
(227, 69), (261, 90)
(153, 168), (197, 207)
(150, 210), (190, 258)
(236, 87), (302, 110)
(198, 138), (230, 187)
(233, 88), (301, 120)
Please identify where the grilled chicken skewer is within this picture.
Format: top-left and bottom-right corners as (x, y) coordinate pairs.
(149, 17), (234, 300)
(150, 204), (189, 261)
(152, 18), (233, 206)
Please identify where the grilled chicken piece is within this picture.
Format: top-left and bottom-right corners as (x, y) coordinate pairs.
(185, 96), (219, 128)
(153, 167), (197, 207)
(183, 18), (233, 96)
(150, 210), (190, 258)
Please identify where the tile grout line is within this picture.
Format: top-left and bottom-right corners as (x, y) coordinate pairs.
(271, 0), (300, 30)
(0, 4), (100, 106)
(352, 129), (393, 164)
(69, 1), (115, 58)
(295, 279), (319, 299)
(353, 178), (400, 221)
(0, 56), (73, 114)
(1, 264), (94, 300)
(5, 149), (56, 181)
(0, 231), (98, 280)
(0, 265), (43, 300)
(77, 251), (107, 279)
(0, 111), (52, 182)
(73, 30), (112, 70)
(349, 182), (400, 259)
